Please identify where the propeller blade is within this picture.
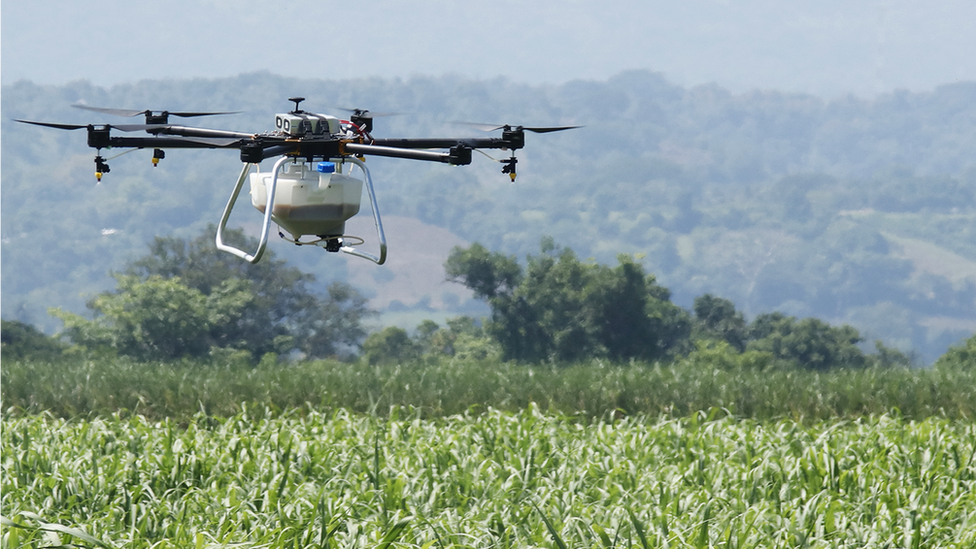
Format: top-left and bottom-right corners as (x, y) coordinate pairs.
(109, 124), (170, 132)
(72, 104), (240, 118)
(14, 119), (246, 141)
(454, 122), (582, 133)
(454, 121), (506, 132)
(338, 107), (404, 118)
(72, 105), (147, 117)
(522, 125), (583, 133)
(177, 137), (244, 147)
(168, 111), (242, 118)
(15, 119), (89, 130)
(14, 120), (173, 132)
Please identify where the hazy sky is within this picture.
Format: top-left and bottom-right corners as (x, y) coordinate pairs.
(3, 0), (975, 97)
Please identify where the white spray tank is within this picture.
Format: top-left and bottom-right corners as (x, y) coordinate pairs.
(249, 160), (363, 240)
(216, 156), (385, 265)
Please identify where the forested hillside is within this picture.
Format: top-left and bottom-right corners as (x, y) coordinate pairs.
(3, 71), (975, 362)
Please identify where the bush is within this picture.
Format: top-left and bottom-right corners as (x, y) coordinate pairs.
(0, 320), (65, 360)
(363, 327), (421, 365)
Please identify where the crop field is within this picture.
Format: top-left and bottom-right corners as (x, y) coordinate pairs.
(3, 407), (975, 549)
(4, 357), (976, 422)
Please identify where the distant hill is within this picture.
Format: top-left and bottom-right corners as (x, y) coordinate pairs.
(2, 72), (974, 362)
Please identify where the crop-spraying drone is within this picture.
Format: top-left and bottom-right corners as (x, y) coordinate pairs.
(16, 98), (577, 264)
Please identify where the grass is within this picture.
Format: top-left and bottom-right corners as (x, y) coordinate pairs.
(3, 355), (975, 547)
(2, 355), (975, 422)
(2, 409), (975, 548)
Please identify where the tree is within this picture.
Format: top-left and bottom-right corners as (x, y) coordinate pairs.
(692, 294), (748, 351)
(52, 275), (252, 360)
(53, 226), (373, 361)
(582, 255), (692, 361)
(443, 243), (521, 300)
(296, 281), (372, 359)
(869, 340), (914, 368)
(362, 326), (421, 365)
(0, 319), (66, 360)
(507, 243), (591, 361)
(446, 239), (690, 363)
(412, 316), (497, 359)
(934, 333), (975, 369)
(747, 314), (866, 370)
(126, 226), (315, 357)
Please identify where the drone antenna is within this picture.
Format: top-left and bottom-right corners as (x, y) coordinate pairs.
(288, 97), (306, 113)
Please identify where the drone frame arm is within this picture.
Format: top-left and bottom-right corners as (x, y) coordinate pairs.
(343, 142), (472, 165)
(369, 136), (517, 151)
(343, 143), (454, 163)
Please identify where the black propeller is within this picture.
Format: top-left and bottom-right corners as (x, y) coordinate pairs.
(338, 107), (403, 118)
(13, 120), (89, 130)
(14, 119), (168, 132)
(517, 125), (583, 134)
(72, 104), (240, 125)
(458, 122), (582, 133)
(73, 105), (240, 117)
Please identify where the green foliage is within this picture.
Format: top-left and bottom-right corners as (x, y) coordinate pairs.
(747, 314), (867, 370)
(868, 340), (916, 368)
(3, 410), (976, 548)
(364, 317), (504, 365)
(5, 353), (975, 422)
(443, 242), (521, 300)
(583, 254), (690, 361)
(446, 239), (916, 369)
(412, 319), (443, 353)
(0, 320), (65, 360)
(363, 327), (421, 365)
(49, 226), (373, 361)
(447, 240), (690, 363)
(51, 274), (252, 360)
(126, 226), (372, 359)
(682, 340), (775, 371)
(687, 304), (896, 370)
(411, 316), (501, 361)
(935, 333), (976, 369)
(296, 280), (373, 360)
(692, 293), (748, 351)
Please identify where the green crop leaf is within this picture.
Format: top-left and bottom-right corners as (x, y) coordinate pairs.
(533, 503), (568, 549)
(376, 516), (412, 549)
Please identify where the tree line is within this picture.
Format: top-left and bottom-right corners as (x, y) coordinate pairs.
(4, 228), (971, 369)
(368, 238), (919, 369)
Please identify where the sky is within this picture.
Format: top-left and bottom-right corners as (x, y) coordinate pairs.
(2, 0), (975, 98)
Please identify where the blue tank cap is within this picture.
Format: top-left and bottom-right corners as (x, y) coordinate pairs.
(316, 162), (336, 173)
